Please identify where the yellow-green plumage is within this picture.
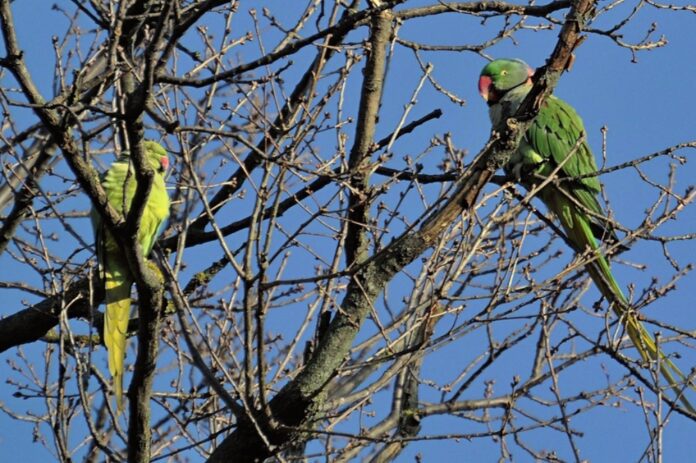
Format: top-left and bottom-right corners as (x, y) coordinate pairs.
(91, 141), (170, 411)
(480, 59), (693, 411)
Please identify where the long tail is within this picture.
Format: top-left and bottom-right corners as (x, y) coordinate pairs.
(104, 268), (132, 413)
(553, 195), (694, 412)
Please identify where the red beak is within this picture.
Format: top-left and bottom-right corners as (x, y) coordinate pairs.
(478, 75), (492, 101)
(160, 156), (169, 171)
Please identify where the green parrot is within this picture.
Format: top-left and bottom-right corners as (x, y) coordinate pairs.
(478, 58), (693, 410)
(91, 141), (170, 410)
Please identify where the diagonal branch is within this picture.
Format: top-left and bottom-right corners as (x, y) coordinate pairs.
(206, 0), (597, 460)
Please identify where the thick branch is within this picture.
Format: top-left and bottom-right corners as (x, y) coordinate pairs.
(119, 6), (175, 458)
(396, 0), (572, 19)
(0, 272), (102, 352)
(345, 10), (392, 266)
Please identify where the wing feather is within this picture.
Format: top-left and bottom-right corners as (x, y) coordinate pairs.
(528, 96), (601, 194)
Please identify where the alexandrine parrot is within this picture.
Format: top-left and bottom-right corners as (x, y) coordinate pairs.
(91, 141), (170, 410)
(478, 58), (692, 410)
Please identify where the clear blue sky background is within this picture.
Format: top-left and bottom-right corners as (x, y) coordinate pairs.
(1, 1), (695, 461)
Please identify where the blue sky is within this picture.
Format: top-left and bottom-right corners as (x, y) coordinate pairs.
(1, 1), (695, 461)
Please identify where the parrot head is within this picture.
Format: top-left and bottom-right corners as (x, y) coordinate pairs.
(478, 59), (534, 105)
(143, 141), (169, 174)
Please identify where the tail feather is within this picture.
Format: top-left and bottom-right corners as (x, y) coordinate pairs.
(588, 256), (694, 412)
(104, 272), (132, 412)
(554, 194), (695, 412)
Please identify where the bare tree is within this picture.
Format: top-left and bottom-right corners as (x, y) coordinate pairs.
(0, 1), (694, 462)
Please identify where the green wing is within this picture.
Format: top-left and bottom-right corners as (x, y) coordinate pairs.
(525, 96), (617, 242)
(528, 97), (602, 203)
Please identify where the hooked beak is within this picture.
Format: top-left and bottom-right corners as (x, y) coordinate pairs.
(478, 75), (492, 102)
(160, 156), (169, 172)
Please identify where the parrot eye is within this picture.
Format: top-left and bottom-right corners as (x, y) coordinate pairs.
(501, 70), (508, 76)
